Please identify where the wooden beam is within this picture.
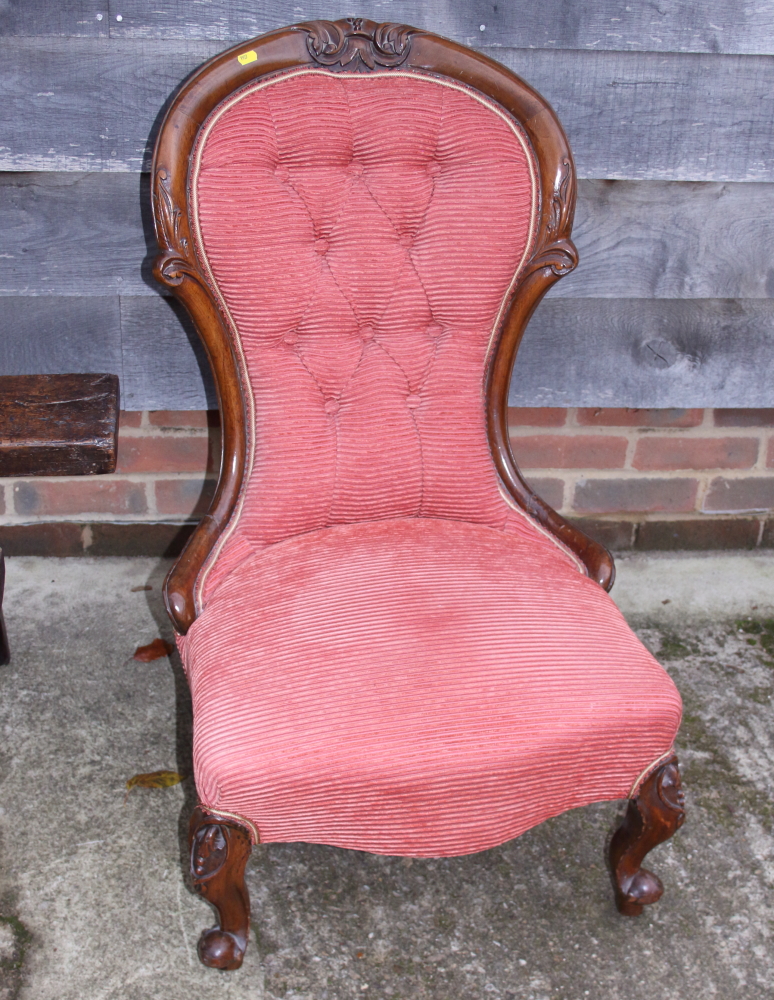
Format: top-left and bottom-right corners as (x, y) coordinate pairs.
(2, 295), (772, 409)
(0, 0), (107, 38)
(119, 295), (217, 410)
(511, 298), (774, 408)
(0, 39), (772, 181)
(0, 296), (122, 375)
(0, 373), (119, 475)
(2, 172), (773, 300)
(5, 0), (772, 56)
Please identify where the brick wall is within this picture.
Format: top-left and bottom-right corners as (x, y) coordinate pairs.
(0, 407), (772, 555)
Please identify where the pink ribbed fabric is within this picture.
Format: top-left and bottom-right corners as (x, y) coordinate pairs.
(185, 518), (681, 855)
(180, 70), (682, 854)
(191, 71), (557, 594)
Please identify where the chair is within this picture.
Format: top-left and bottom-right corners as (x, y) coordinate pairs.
(151, 18), (685, 970)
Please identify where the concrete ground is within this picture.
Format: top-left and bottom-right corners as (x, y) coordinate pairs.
(0, 552), (773, 1000)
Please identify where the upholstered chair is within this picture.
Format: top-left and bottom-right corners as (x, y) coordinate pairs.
(152, 18), (684, 970)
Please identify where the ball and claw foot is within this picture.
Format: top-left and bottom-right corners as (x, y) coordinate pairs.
(189, 806), (253, 969)
(609, 753), (685, 916)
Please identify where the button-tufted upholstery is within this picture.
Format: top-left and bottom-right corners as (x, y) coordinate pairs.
(190, 70), (558, 595)
(179, 69), (682, 854)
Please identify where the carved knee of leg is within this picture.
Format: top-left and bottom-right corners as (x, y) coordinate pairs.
(189, 807), (252, 970)
(610, 754), (685, 917)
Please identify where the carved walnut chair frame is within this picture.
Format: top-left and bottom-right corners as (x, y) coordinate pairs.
(152, 18), (685, 970)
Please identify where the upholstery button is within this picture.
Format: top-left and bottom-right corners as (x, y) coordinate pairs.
(426, 321), (444, 338)
(400, 234), (414, 248)
(283, 331), (298, 345)
(349, 161), (364, 176)
(274, 165), (290, 182)
(427, 161), (441, 176)
(359, 324), (374, 341)
(324, 398), (340, 415)
(405, 394), (421, 409)
(315, 238), (329, 255)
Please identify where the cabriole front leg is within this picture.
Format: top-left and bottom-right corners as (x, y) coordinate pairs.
(609, 753), (686, 916)
(189, 805), (252, 969)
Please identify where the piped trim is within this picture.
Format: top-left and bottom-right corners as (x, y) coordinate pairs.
(203, 807), (261, 845)
(628, 749), (677, 800)
(189, 67), (546, 606)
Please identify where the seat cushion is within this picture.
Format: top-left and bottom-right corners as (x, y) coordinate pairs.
(181, 517), (682, 856)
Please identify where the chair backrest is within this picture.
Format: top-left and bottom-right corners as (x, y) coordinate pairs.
(152, 18), (613, 633)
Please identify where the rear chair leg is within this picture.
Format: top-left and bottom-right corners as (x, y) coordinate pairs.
(189, 805), (252, 969)
(609, 753), (686, 916)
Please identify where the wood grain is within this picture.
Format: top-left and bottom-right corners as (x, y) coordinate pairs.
(1, 39), (772, 181)
(119, 295), (217, 410)
(0, 0), (107, 37)
(510, 298), (774, 408)
(0, 373), (119, 476)
(29, 0), (772, 56)
(3, 173), (773, 301)
(2, 295), (771, 410)
(0, 296), (122, 376)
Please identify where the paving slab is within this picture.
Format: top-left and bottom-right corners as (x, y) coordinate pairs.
(0, 554), (772, 999)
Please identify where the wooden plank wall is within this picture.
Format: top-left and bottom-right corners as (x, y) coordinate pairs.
(1, 0), (772, 409)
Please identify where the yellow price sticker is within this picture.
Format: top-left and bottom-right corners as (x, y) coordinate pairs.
(238, 50), (258, 65)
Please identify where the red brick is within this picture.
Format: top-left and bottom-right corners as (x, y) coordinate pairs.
(507, 407), (567, 428)
(88, 522), (196, 557)
(572, 477), (698, 514)
(13, 479), (147, 517)
(570, 518), (635, 551)
(119, 410), (143, 428)
(703, 477), (774, 513)
(510, 434), (627, 469)
(0, 522), (85, 556)
(636, 518), (761, 550)
(633, 436), (759, 471)
(713, 408), (774, 427)
(148, 410), (220, 429)
(155, 478), (216, 517)
(576, 408), (703, 428)
(116, 435), (214, 474)
(522, 476), (565, 511)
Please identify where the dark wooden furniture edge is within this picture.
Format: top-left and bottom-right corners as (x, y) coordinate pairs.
(0, 373), (119, 477)
(609, 753), (686, 915)
(0, 548), (9, 666)
(151, 16), (614, 633)
(189, 805), (252, 970)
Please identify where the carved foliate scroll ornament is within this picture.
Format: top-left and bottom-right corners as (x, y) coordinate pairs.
(191, 823), (228, 880)
(154, 168), (199, 285)
(524, 158), (578, 277)
(301, 18), (416, 70)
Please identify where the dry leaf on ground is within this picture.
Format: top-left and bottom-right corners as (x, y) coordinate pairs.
(124, 770), (185, 803)
(130, 585), (152, 592)
(133, 638), (174, 661)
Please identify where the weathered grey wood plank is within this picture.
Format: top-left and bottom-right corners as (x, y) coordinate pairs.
(0, 39), (772, 181)
(0, 297), (122, 378)
(511, 298), (774, 408)
(0, 172), (154, 297)
(2, 295), (771, 408)
(0, 0), (107, 37)
(119, 296), (217, 410)
(107, 0), (774, 57)
(553, 180), (774, 301)
(2, 172), (773, 301)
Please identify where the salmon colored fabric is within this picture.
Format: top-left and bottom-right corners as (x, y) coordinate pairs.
(180, 70), (682, 854)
